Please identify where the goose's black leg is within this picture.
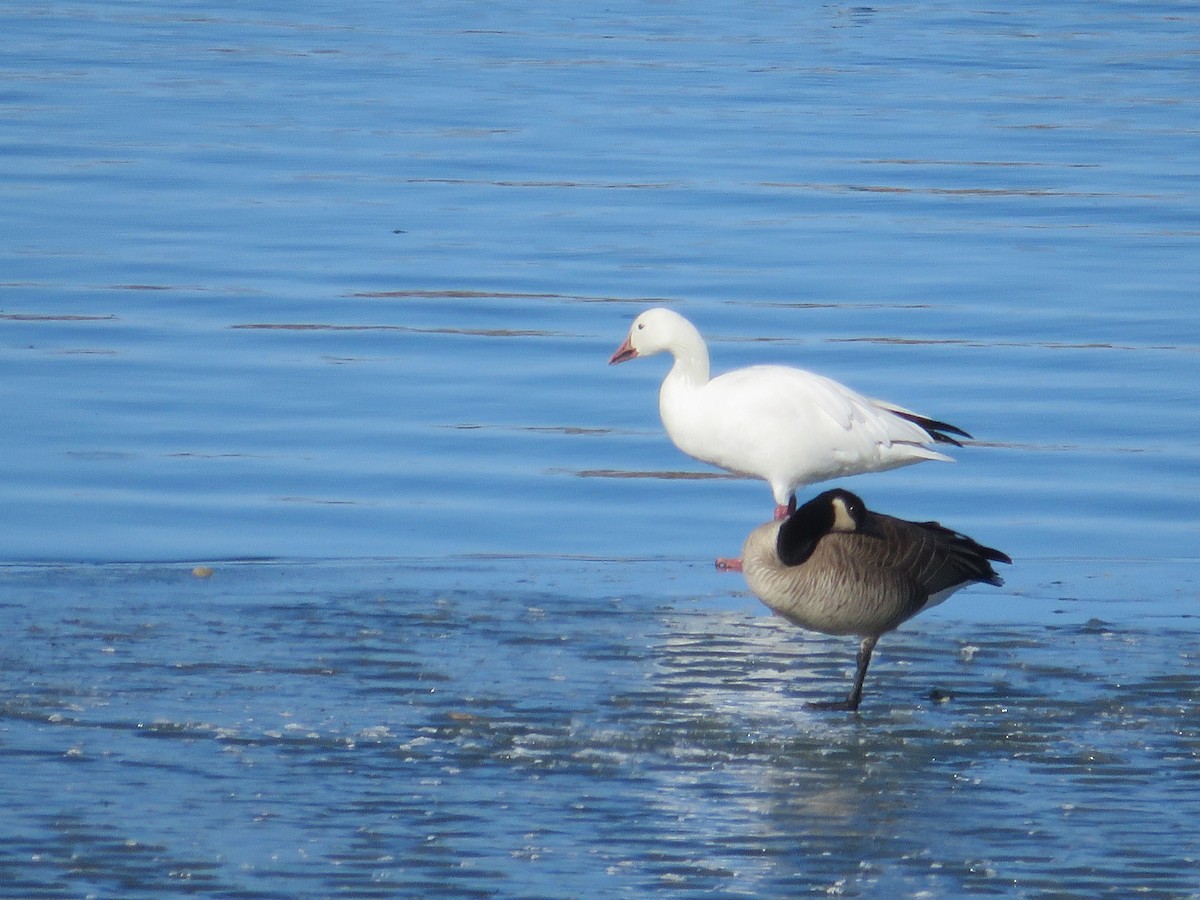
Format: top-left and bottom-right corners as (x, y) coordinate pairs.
(807, 635), (878, 712)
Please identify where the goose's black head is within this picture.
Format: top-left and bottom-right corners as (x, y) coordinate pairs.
(776, 488), (867, 567)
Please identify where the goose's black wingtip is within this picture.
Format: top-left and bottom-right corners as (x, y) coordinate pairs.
(925, 418), (973, 446)
(987, 547), (1014, 567)
(892, 410), (973, 446)
(978, 543), (1012, 587)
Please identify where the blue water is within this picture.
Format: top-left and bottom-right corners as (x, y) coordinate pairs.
(2, 2), (1198, 897)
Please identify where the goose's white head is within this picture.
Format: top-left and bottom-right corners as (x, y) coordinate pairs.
(608, 308), (697, 365)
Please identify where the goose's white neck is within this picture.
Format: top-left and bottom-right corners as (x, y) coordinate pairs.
(664, 319), (710, 388)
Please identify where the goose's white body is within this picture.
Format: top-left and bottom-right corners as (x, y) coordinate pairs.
(609, 308), (964, 512)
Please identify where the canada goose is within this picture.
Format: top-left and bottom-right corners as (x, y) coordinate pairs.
(740, 488), (1011, 711)
(609, 308), (968, 520)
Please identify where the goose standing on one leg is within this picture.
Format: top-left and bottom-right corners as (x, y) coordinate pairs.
(740, 488), (1011, 711)
(608, 308), (969, 520)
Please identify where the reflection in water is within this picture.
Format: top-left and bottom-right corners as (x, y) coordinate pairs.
(639, 605), (1199, 896)
(1, 558), (1197, 896)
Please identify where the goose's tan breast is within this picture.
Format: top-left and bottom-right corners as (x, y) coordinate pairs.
(741, 525), (925, 637)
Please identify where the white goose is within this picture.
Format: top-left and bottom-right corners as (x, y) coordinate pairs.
(609, 308), (969, 519)
(741, 488), (1010, 711)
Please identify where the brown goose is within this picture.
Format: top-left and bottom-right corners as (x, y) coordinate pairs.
(740, 488), (1011, 711)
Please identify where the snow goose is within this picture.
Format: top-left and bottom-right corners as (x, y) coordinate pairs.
(740, 488), (1010, 711)
(609, 308), (970, 519)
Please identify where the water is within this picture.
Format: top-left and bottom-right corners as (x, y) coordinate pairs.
(1, 559), (1196, 897)
(2, 2), (1198, 897)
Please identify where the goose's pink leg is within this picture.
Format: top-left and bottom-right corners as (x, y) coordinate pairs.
(718, 498), (794, 571)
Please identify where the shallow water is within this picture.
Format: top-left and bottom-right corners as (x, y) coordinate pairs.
(1, 558), (1197, 898)
(2, 2), (1199, 897)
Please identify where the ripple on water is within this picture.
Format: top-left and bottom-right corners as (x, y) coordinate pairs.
(3, 0), (1200, 896)
(1, 558), (1197, 897)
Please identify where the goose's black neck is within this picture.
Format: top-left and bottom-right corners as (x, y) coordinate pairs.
(777, 489), (865, 567)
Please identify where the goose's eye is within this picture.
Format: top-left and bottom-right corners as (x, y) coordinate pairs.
(637, 322), (645, 330)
